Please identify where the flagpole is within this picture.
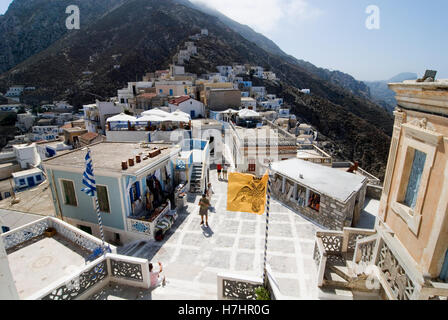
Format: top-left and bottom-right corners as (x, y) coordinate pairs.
(262, 163), (272, 285)
(82, 148), (107, 249)
(94, 196), (105, 246)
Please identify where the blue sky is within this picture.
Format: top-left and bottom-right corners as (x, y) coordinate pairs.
(1, 0), (447, 81)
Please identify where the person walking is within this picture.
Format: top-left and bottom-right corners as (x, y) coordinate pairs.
(206, 182), (214, 199)
(199, 193), (210, 227)
(222, 164), (228, 181)
(217, 163), (222, 180)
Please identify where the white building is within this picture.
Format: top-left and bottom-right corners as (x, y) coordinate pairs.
(30, 126), (59, 142)
(170, 65), (185, 76)
(168, 96), (204, 118)
(217, 66), (233, 77)
(250, 86), (266, 99)
(260, 95), (283, 110)
(84, 101), (123, 134)
(54, 101), (74, 112)
(233, 65), (246, 76)
(178, 50), (190, 63)
(301, 89), (311, 94)
(4, 86), (24, 97)
(36, 141), (72, 161)
(16, 113), (35, 131)
(12, 168), (45, 190)
(0, 105), (20, 112)
(12, 144), (41, 169)
(201, 29), (208, 36)
(185, 42), (197, 55)
(251, 66), (264, 78)
(241, 97), (257, 111)
(263, 71), (278, 81)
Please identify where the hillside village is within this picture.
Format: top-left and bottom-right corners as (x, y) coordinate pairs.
(0, 18), (447, 302)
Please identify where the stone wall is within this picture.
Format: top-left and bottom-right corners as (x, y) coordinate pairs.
(271, 174), (350, 230)
(366, 184), (382, 200)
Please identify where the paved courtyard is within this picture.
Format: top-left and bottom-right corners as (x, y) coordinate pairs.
(116, 169), (321, 300)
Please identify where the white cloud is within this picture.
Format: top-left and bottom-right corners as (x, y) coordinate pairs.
(191, 0), (322, 34)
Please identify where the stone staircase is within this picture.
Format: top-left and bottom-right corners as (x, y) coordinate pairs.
(190, 164), (203, 194)
(318, 252), (381, 300)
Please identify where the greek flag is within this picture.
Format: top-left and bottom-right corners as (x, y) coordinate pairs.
(80, 148), (106, 247)
(81, 149), (96, 197)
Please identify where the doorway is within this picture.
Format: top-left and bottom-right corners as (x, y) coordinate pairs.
(27, 176), (35, 187)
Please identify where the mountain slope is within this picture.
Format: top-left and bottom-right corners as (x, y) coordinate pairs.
(0, 0), (125, 74)
(0, 0), (392, 178)
(188, 1), (372, 100)
(364, 72), (418, 112)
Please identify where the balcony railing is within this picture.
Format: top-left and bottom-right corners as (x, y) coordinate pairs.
(217, 265), (283, 300)
(314, 225), (448, 300)
(1, 217), (115, 253)
(29, 254), (151, 300)
(313, 227), (376, 287)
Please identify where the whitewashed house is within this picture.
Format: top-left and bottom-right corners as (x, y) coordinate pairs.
(30, 126), (59, 142)
(241, 97), (257, 111)
(168, 96), (204, 118)
(5, 86), (24, 97)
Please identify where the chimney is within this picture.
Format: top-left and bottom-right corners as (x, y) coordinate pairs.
(122, 161), (128, 170)
(136, 155), (141, 163)
(128, 158), (135, 167)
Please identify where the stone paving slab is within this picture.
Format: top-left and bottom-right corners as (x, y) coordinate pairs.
(117, 169), (322, 299)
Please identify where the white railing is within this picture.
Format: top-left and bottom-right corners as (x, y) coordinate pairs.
(126, 217), (152, 237)
(29, 253), (151, 300)
(217, 265), (282, 300)
(343, 227), (377, 252)
(313, 237), (327, 287)
(353, 234), (378, 265)
(1, 217), (115, 253)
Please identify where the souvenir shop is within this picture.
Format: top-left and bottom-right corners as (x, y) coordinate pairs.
(272, 174), (321, 213)
(128, 162), (175, 223)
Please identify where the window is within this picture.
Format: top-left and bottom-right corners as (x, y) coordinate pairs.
(78, 225), (92, 235)
(97, 185), (110, 213)
(4, 192), (10, 198)
(248, 159), (256, 172)
(308, 191), (320, 212)
(19, 179), (25, 185)
(402, 149), (426, 209)
(35, 175), (42, 182)
(61, 180), (77, 206)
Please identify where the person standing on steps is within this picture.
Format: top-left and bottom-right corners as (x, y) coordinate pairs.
(199, 193), (210, 227)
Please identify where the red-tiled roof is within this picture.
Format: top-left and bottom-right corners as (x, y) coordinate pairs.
(60, 123), (72, 129)
(169, 95), (191, 106)
(80, 132), (99, 141)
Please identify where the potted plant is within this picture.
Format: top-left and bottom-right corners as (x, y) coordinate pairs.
(255, 286), (271, 300)
(44, 227), (57, 238)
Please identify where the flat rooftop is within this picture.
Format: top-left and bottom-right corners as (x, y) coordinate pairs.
(297, 149), (328, 159)
(191, 119), (222, 127)
(7, 234), (91, 299)
(12, 168), (43, 178)
(44, 142), (177, 174)
(234, 126), (296, 146)
(271, 158), (366, 203)
(0, 180), (56, 216)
